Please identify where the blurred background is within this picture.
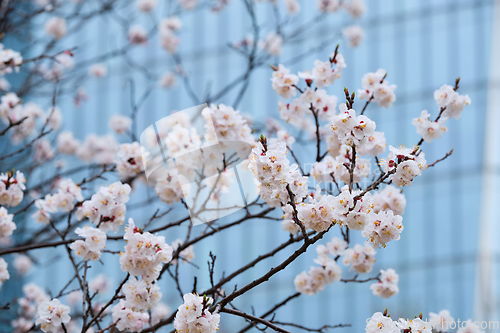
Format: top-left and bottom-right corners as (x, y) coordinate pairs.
(2, 0), (500, 332)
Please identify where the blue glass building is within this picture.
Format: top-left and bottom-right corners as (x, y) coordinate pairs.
(1, 0), (499, 332)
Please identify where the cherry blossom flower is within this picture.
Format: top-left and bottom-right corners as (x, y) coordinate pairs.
(456, 320), (485, 333)
(260, 32), (283, 56)
(112, 300), (149, 332)
(343, 25), (364, 47)
(397, 317), (432, 333)
(271, 64), (299, 99)
(122, 277), (162, 311)
(0, 206), (15, 238)
(70, 226), (107, 261)
(35, 299), (71, 333)
(434, 84), (471, 119)
(284, 0), (300, 14)
(89, 274), (112, 295)
(137, 0), (157, 12)
(0, 170), (26, 207)
(0, 44), (22, 75)
(370, 269), (399, 298)
(342, 243), (376, 273)
(13, 255), (32, 275)
(159, 72), (177, 88)
(88, 63), (108, 78)
(75, 181), (131, 232)
(357, 69), (397, 108)
(412, 110), (448, 143)
(119, 218), (173, 281)
(57, 131), (80, 155)
(128, 25), (148, 45)
(429, 310), (455, 332)
(361, 210), (404, 248)
(151, 303), (171, 325)
(173, 293), (220, 333)
(0, 257), (9, 290)
(344, 0), (366, 18)
(294, 249), (342, 295)
(318, 0), (340, 13)
(109, 115), (132, 135)
(372, 185), (406, 216)
(366, 312), (399, 333)
(45, 17), (67, 39)
(171, 239), (195, 264)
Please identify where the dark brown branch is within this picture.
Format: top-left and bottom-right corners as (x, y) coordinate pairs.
(220, 308), (291, 333)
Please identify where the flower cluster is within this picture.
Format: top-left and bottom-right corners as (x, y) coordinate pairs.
(12, 283), (50, 332)
(412, 110), (448, 143)
(298, 53), (346, 89)
(113, 218), (173, 331)
(115, 142), (144, 179)
(128, 25), (148, 45)
(310, 147), (370, 185)
(0, 258), (9, 290)
(249, 141), (308, 207)
(33, 179), (83, 225)
(279, 87), (338, 127)
(357, 69), (397, 108)
(370, 268), (399, 298)
(0, 206), (16, 238)
(271, 64), (299, 99)
(294, 243), (343, 295)
(35, 298), (71, 333)
(202, 103), (255, 144)
(260, 32), (283, 56)
(159, 16), (181, 53)
(343, 25), (364, 47)
(171, 238), (195, 265)
(397, 318), (432, 333)
(159, 72), (177, 88)
(365, 312), (400, 333)
(342, 243), (376, 273)
(122, 277), (162, 311)
(13, 255), (32, 275)
(70, 226), (107, 261)
(0, 44), (22, 75)
(38, 53), (74, 82)
(119, 219), (173, 281)
(8, 102), (47, 145)
(151, 303), (171, 325)
(77, 134), (118, 164)
(0, 92), (21, 125)
(33, 138), (55, 163)
(383, 145), (427, 187)
(317, 0), (366, 16)
(281, 204), (300, 235)
(434, 84), (471, 120)
(75, 181), (131, 232)
(330, 104), (376, 145)
(0, 170), (26, 207)
(410, 83), (471, 144)
(361, 210), (404, 248)
(109, 114), (132, 135)
(155, 170), (188, 204)
(429, 310), (455, 332)
(89, 274), (112, 295)
(88, 63), (107, 78)
(112, 300), (150, 332)
(57, 131), (80, 155)
(372, 185), (406, 216)
(45, 17), (67, 39)
(173, 293), (220, 333)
